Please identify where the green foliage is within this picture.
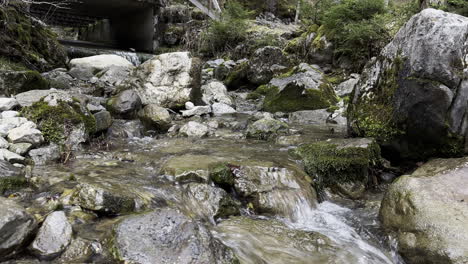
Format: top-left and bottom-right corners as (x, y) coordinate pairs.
(199, 2), (253, 55)
(321, 0), (390, 68)
(0, 177), (28, 194)
(444, 0), (468, 16)
(21, 100), (96, 144)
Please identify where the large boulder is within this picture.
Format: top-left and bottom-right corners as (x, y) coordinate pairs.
(179, 121), (209, 138)
(123, 52), (202, 109)
(29, 211), (72, 260)
(111, 208), (237, 264)
(380, 157), (468, 264)
(107, 89), (142, 119)
(247, 46), (289, 85)
(201, 81), (234, 106)
(260, 64), (337, 113)
(0, 197), (37, 259)
(348, 9), (468, 159)
(69, 55), (134, 80)
(0, 98), (18, 111)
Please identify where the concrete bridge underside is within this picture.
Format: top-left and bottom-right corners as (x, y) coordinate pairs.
(30, 0), (162, 52)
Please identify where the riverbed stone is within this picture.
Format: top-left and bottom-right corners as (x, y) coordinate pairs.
(213, 216), (339, 264)
(7, 122), (44, 146)
(124, 52), (201, 109)
(107, 90), (142, 119)
(107, 119), (145, 138)
(0, 197), (37, 259)
(70, 182), (150, 215)
(181, 105), (211, 117)
(0, 160), (25, 193)
(289, 109), (331, 124)
(93, 111), (113, 132)
(181, 183), (240, 222)
(29, 144), (61, 165)
(212, 103), (236, 115)
(380, 157), (468, 264)
(111, 208), (237, 264)
(15, 89), (55, 107)
(246, 118), (289, 140)
(0, 149), (25, 164)
(201, 81), (233, 106)
(29, 211), (72, 260)
(179, 121), (209, 137)
(137, 104), (171, 131)
(0, 98), (19, 111)
(69, 55), (133, 80)
(1, 111), (19, 119)
(0, 138), (9, 149)
(248, 46), (289, 85)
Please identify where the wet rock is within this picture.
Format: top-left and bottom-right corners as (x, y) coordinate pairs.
(246, 118), (289, 140)
(64, 123), (87, 151)
(336, 74), (359, 97)
(87, 103), (106, 113)
(160, 154), (220, 183)
(0, 149), (25, 164)
(0, 98), (19, 111)
(15, 89), (55, 107)
(107, 90), (142, 119)
(30, 211), (72, 260)
(69, 55), (134, 80)
(1, 111), (19, 119)
(97, 66), (132, 86)
(0, 160), (25, 194)
(111, 208), (237, 264)
(380, 157), (468, 264)
(137, 104), (171, 131)
(124, 52), (200, 109)
(212, 103), (236, 115)
(93, 111), (113, 133)
(179, 121), (209, 137)
(213, 216), (339, 264)
(7, 122), (44, 146)
(70, 182), (150, 215)
(248, 46), (289, 85)
(201, 81), (233, 106)
(29, 144), (61, 165)
(289, 109), (331, 125)
(348, 9), (468, 158)
(0, 138), (9, 149)
(0, 197), (36, 259)
(107, 119), (145, 138)
(296, 138), (381, 196)
(181, 105), (211, 117)
(233, 164), (317, 219)
(261, 63), (336, 113)
(182, 183), (240, 222)
(41, 68), (73, 90)
(56, 237), (93, 263)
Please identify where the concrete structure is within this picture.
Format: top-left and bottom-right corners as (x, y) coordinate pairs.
(30, 0), (162, 52)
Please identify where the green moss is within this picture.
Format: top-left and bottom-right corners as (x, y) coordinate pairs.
(296, 139), (381, 196)
(209, 163), (235, 188)
(224, 61), (250, 89)
(348, 56), (404, 142)
(246, 91), (262, 100)
(0, 177), (28, 194)
(262, 82), (337, 113)
(21, 100), (96, 144)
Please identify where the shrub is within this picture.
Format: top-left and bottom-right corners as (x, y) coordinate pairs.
(199, 2), (253, 55)
(444, 0), (468, 16)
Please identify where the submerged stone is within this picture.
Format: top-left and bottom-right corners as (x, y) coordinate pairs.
(111, 208), (237, 264)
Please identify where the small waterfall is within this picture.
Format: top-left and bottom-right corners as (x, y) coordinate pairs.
(285, 200), (401, 264)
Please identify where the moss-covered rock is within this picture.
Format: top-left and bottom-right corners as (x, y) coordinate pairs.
(296, 138), (381, 198)
(0, 61), (50, 96)
(348, 9), (468, 160)
(261, 64), (337, 113)
(0, 4), (66, 72)
(20, 100), (96, 145)
(209, 163), (235, 188)
(223, 61), (251, 90)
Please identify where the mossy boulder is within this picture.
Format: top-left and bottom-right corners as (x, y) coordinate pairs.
(380, 157), (468, 264)
(261, 64), (337, 113)
(296, 138), (381, 198)
(20, 100), (96, 145)
(0, 58), (50, 96)
(246, 118), (289, 140)
(223, 61), (251, 90)
(348, 9), (468, 160)
(0, 4), (66, 72)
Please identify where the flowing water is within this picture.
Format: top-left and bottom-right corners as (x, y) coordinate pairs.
(20, 113), (404, 263)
